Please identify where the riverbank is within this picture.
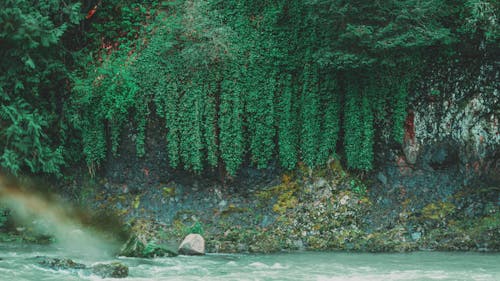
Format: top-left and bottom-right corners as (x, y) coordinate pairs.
(1, 159), (499, 255)
(55, 162), (500, 255)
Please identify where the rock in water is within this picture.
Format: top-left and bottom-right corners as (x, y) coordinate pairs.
(178, 234), (205, 255)
(120, 235), (178, 257)
(120, 235), (146, 257)
(92, 262), (128, 278)
(142, 241), (178, 257)
(36, 257), (86, 270)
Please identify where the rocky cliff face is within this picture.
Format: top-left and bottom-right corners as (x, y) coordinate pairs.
(80, 56), (499, 253)
(411, 60), (498, 185)
(102, 57), (499, 207)
(98, 56), (499, 205)
(372, 58), (499, 216)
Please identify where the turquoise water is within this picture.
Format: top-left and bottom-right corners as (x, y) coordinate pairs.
(0, 243), (499, 281)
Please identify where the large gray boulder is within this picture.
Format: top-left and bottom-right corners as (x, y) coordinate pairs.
(178, 234), (205, 255)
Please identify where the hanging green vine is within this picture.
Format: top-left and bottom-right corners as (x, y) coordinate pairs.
(52, 0), (492, 179)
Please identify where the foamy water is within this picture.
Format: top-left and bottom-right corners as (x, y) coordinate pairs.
(0, 245), (499, 281)
(1, 176), (499, 280)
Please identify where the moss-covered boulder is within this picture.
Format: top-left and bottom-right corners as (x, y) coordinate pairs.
(120, 235), (178, 257)
(35, 257), (86, 270)
(120, 235), (147, 257)
(92, 262), (128, 278)
(143, 241), (178, 257)
(119, 219), (178, 257)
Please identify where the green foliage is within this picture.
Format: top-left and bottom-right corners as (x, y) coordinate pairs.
(2, 0), (494, 177)
(218, 70), (244, 175)
(69, 0), (496, 176)
(277, 74), (298, 170)
(202, 80), (219, 168)
(317, 77), (340, 165)
(81, 0), (154, 47)
(360, 93), (375, 170)
(430, 88), (441, 96)
(163, 80), (182, 169)
(71, 48), (140, 171)
(343, 76), (378, 171)
(344, 81), (363, 170)
(178, 79), (204, 172)
(0, 100), (64, 175)
(189, 221), (204, 235)
(350, 179), (368, 197)
(462, 0), (499, 42)
(299, 62), (321, 168)
(0, 0), (80, 175)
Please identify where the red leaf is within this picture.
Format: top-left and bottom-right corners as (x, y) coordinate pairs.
(86, 6), (97, 19)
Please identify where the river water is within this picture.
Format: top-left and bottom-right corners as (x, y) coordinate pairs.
(1, 243), (499, 281)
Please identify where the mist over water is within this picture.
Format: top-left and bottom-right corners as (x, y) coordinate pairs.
(0, 175), (120, 259)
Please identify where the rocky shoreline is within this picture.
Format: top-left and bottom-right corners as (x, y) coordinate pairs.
(126, 166), (499, 255)
(18, 161), (496, 256)
(1, 159), (499, 257)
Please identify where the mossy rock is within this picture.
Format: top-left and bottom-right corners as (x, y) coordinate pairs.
(247, 232), (280, 253)
(21, 233), (53, 244)
(361, 228), (417, 252)
(0, 232), (21, 243)
(420, 213), (500, 251)
(36, 257), (86, 270)
(174, 210), (197, 222)
(221, 204), (249, 216)
(92, 262), (128, 278)
(421, 227), (476, 251)
(120, 236), (178, 257)
(120, 235), (146, 257)
(421, 202), (455, 223)
(143, 241), (178, 257)
(120, 218), (173, 257)
(162, 187), (176, 198)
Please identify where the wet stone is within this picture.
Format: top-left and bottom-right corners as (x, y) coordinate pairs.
(179, 234), (205, 255)
(36, 257), (86, 270)
(92, 262), (129, 278)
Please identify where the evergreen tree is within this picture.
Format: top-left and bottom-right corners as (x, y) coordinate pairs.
(0, 0), (80, 175)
